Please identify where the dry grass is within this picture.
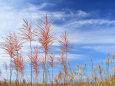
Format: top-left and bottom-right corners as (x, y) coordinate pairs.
(0, 15), (115, 86)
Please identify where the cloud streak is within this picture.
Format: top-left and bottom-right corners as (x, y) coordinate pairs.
(0, 1), (115, 64)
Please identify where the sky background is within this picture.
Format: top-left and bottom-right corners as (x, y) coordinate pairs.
(0, 0), (115, 82)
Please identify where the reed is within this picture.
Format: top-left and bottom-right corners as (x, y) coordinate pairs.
(0, 15), (115, 86)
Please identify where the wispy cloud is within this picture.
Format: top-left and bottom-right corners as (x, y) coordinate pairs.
(0, 1), (115, 63)
(63, 19), (115, 29)
(82, 45), (115, 53)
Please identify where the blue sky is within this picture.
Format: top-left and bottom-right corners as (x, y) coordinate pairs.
(0, 0), (115, 82)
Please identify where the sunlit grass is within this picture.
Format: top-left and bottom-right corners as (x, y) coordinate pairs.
(0, 15), (115, 86)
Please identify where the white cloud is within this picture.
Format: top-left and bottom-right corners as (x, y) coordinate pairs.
(77, 10), (89, 17)
(0, 1), (115, 62)
(63, 19), (115, 29)
(82, 45), (115, 53)
(1, 0), (115, 81)
(27, 2), (55, 11)
(70, 28), (115, 44)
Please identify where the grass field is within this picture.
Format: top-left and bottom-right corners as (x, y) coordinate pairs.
(0, 15), (115, 86)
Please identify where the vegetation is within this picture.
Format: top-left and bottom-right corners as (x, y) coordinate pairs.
(0, 15), (115, 86)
